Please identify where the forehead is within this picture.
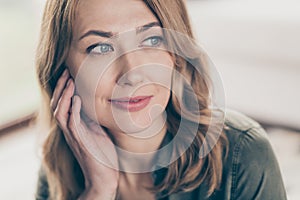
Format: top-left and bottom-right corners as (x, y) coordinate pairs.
(74, 0), (158, 38)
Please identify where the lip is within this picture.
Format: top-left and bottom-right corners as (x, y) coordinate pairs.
(109, 96), (153, 112)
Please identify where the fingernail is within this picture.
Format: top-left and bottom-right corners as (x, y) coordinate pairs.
(72, 95), (77, 104)
(63, 69), (68, 77)
(67, 79), (72, 86)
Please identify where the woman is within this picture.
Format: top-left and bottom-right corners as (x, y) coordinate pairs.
(35, 0), (287, 199)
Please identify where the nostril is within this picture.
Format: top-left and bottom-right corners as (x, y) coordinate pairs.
(117, 69), (144, 86)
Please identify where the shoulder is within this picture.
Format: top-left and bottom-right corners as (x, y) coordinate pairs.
(221, 109), (287, 200)
(224, 109), (266, 133)
(224, 109), (270, 154)
(223, 109), (275, 171)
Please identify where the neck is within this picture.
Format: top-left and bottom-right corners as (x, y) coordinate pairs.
(110, 113), (167, 153)
(108, 113), (167, 172)
(119, 171), (154, 189)
(117, 171), (156, 200)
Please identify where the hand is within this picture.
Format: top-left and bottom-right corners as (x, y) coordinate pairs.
(51, 69), (119, 199)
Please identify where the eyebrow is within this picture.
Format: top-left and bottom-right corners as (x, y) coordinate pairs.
(79, 21), (162, 41)
(136, 22), (161, 34)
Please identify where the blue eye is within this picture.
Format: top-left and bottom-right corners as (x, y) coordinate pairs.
(141, 36), (163, 47)
(87, 43), (114, 54)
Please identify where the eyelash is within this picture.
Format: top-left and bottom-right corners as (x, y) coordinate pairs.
(86, 35), (164, 55)
(140, 36), (164, 48)
(86, 43), (114, 55)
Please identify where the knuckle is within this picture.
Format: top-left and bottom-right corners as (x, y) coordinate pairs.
(53, 109), (63, 122)
(53, 109), (59, 118)
(68, 115), (82, 138)
(68, 115), (76, 131)
(50, 98), (55, 109)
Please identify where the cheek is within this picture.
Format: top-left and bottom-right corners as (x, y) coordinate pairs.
(74, 71), (115, 122)
(156, 86), (171, 107)
(156, 52), (174, 80)
(162, 53), (174, 68)
(96, 78), (111, 96)
(152, 51), (174, 69)
(146, 52), (174, 87)
(65, 48), (85, 78)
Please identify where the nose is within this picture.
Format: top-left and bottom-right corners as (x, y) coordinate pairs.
(116, 52), (145, 87)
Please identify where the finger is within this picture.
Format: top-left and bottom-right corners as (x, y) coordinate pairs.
(68, 95), (93, 155)
(50, 69), (70, 111)
(81, 111), (94, 124)
(69, 96), (118, 167)
(81, 112), (102, 133)
(61, 96), (82, 153)
(69, 95), (82, 135)
(69, 96), (117, 166)
(54, 79), (75, 132)
(69, 95), (90, 146)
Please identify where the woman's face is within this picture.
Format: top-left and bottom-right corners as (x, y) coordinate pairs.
(66, 0), (174, 135)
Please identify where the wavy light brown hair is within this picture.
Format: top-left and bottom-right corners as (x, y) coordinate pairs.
(36, 0), (228, 199)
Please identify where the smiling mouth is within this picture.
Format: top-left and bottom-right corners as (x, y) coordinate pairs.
(109, 96), (153, 112)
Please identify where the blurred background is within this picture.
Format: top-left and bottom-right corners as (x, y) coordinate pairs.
(0, 0), (299, 199)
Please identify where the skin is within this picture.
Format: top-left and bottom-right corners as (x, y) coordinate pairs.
(67, 0), (174, 151)
(52, 0), (175, 199)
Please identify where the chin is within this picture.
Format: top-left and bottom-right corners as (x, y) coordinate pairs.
(106, 107), (166, 135)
